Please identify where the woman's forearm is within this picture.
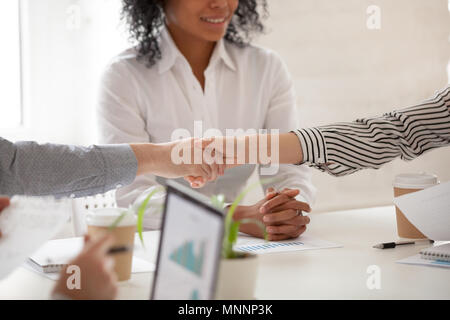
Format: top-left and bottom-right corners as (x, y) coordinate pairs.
(230, 133), (303, 165)
(278, 133), (304, 164)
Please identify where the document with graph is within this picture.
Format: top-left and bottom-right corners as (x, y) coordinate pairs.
(234, 234), (342, 254)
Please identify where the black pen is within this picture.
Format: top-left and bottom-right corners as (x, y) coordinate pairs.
(373, 239), (434, 249)
(107, 246), (132, 255)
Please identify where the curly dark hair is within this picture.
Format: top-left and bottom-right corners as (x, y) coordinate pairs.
(121, 0), (268, 67)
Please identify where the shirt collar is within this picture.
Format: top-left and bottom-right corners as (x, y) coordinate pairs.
(157, 27), (236, 74)
(209, 36), (236, 72)
(157, 28), (180, 74)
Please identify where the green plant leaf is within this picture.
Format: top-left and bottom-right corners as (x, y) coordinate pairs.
(223, 221), (241, 259)
(222, 237), (234, 259)
(239, 218), (268, 241)
(228, 221), (241, 244)
(225, 177), (280, 226)
(211, 194), (225, 210)
(136, 186), (165, 248)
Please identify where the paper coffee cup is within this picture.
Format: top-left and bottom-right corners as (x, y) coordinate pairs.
(393, 173), (438, 239)
(86, 208), (136, 281)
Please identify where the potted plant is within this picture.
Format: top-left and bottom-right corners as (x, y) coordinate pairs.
(111, 182), (271, 297)
(211, 180), (270, 300)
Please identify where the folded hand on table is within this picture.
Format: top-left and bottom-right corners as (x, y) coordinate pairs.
(233, 188), (311, 241)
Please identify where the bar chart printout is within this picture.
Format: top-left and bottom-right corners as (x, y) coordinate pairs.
(169, 240), (205, 276)
(236, 241), (304, 253)
(234, 235), (342, 254)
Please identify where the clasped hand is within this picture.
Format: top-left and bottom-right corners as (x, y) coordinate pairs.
(233, 188), (311, 241)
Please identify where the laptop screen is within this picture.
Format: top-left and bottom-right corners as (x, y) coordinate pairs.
(151, 182), (224, 300)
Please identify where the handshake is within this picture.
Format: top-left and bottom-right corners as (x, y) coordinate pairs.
(128, 133), (311, 242)
(139, 133), (298, 188)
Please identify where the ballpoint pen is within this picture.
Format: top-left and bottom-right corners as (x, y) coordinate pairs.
(373, 239), (434, 249)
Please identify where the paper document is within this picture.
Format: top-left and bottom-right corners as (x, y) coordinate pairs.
(28, 237), (84, 272)
(234, 234), (341, 254)
(393, 181), (450, 241)
(397, 254), (450, 269)
(0, 196), (71, 280)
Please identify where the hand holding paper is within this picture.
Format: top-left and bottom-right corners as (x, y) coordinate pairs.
(393, 181), (450, 241)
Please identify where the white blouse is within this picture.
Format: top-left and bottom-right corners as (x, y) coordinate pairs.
(97, 28), (316, 229)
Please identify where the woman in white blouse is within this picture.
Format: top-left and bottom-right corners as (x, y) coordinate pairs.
(97, 0), (315, 241)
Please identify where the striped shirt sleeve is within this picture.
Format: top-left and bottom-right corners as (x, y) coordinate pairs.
(293, 85), (450, 177)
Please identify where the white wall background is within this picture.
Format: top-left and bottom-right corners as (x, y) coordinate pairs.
(1, 0), (129, 144)
(250, 0), (450, 212)
(0, 1), (22, 128)
(0, 0), (449, 212)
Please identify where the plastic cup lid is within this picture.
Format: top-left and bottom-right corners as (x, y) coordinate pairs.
(393, 173), (438, 189)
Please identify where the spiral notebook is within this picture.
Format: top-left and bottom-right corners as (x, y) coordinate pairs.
(27, 237), (156, 277)
(28, 237), (84, 273)
(420, 243), (450, 262)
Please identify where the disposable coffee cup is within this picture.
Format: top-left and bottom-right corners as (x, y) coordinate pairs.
(86, 208), (136, 281)
(393, 173), (439, 239)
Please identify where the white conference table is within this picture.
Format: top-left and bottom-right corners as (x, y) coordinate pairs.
(0, 206), (449, 300)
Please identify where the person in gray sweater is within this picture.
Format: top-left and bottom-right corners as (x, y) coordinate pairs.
(0, 137), (223, 299)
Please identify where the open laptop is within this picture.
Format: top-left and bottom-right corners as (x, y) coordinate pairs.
(150, 180), (224, 300)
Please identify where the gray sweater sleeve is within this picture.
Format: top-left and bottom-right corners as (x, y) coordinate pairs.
(0, 137), (138, 198)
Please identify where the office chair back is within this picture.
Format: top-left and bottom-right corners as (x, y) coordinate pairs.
(71, 190), (117, 236)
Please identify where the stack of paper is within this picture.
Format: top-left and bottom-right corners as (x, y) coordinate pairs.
(394, 181), (450, 268)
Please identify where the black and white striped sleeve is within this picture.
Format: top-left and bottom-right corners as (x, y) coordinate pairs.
(293, 86), (450, 177)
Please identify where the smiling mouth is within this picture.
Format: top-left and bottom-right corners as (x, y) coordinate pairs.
(200, 16), (228, 24)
